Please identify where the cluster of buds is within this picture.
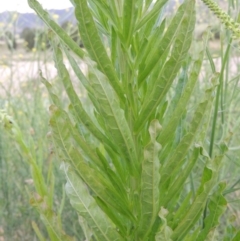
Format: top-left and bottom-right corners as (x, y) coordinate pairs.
(201, 0), (240, 39)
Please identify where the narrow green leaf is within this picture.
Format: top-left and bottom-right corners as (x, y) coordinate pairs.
(62, 46), (92, 93)
(87, 61), (138, 175)
(135, 19), (166, 69)
(183, 228), (200, 241)
(49, 106), (131, 218)
(28, 0), (85, 59)
(110, 26), (118, 64)
(62, 46), (110, 120)
(73, 0), (125, 102)
(159, 73), (219, 194)
(123, 0), (136, 45)
(63, 164), (123, 241)
(196, 183), (227, 241)
(171, 154), (225, 241)
(90, 0), (118, 29)
(160, 145), (201, 207)
(135, 0), (168, 31)
(135, 0), (196, 133)
(137, 0), (191, 85)
(51, 44), (118, 153)
(87, 2), (110, 35)
(95, 197), (129, 236)
(138, 120), (162, 239)
(171, 192), (193, 230)
(1, 112), (48, 197)
(40, 214), (74, 241)
(158, 48), (205, 147)
(155, 207), (173, 241)
(30, 196), (74, 241)
(32, 221), (46, 241)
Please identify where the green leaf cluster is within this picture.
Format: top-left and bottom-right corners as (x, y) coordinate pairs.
(27, 0), (238, 240)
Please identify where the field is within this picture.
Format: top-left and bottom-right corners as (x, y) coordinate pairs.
(1, 0), (240, 240)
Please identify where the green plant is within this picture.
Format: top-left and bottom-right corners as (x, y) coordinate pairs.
(25, 0), (240, 240)
(0, 93), (81, 240)
(201, 0), (240, 38)
(0, 57), (81, 239)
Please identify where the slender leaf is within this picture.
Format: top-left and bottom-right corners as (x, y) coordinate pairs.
(160, 145), (201, 207)
(196, 182), (227, 241)
(31, 221), (46, 241)
(49, 106), (132, 219)
(28, 0), (85, 59)
(158, 46), (206, 147)
(63, 164), (123, 241)
(135, 0), (196, 133)
(135, 0), (168, 30)
(89, 0), (118, 29)
(51, 43), (118, 153)
(138, 120), (162, 239)
(159, 73), (219, 195)
(137, 0), (191, 85)
(123, 0), (136, 45)
(171, 154), (225, 241)
(73, 0), (125, 102)
(87, 61), (138, 175)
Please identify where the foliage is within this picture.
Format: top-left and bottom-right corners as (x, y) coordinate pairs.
(25, 0), (240, 240)
(1, 0), (240, 240)
(0, 77), (82, 240)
